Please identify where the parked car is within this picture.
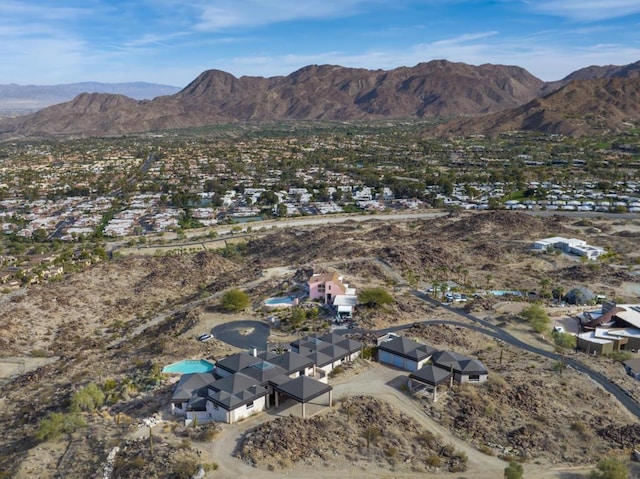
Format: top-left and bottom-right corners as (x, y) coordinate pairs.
(198, 333), (213, 342)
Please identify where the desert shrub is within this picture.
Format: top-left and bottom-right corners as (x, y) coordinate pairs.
(504, 461), (524, 479)
(198, 425), (219, 441)
(70, 383), (105, 412)
(203, 463), (219, 472)
(385, 446), (398, 457)
(479, 444), (495, 456)
(170, 457), (199, 479)
(570, 421), (587, 433)
(35, 412), (86, 441)
(30, 349), (48, 357)
(587, 457), (629, 479)
(361, 345), (375, 360)
(486, 374), (508, 392)
(425, 454), (442, 467)
(553, 331), (576, 349)
(328, 366), (345, 378)
(415, 430), (437, 447)
(605, 350), (633, 363)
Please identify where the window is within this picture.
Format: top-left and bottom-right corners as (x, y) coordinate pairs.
(246, 401), (254, 409)
(468, 374), (480, 382)
(328, 285), (331, 290)
(212, 403), (219, 411)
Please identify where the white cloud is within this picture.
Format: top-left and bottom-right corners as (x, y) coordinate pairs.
(527, 0), (640, 21)
(194, 0), (382, 31)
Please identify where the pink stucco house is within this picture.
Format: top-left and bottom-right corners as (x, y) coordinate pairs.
(308, 272), (354, 304)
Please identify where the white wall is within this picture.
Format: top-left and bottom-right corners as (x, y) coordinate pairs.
(205, 396), (267, 424)
(457, 373), (488, 384)
(171, 402), (186, 417)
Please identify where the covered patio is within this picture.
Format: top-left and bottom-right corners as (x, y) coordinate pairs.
(408, 365), (452, 401)
(273, 375), (333, 418)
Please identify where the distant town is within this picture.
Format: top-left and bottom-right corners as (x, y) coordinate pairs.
(0, 122), (638, 287)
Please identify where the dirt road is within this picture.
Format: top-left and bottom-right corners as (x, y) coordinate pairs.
(196, 363), (590, 479)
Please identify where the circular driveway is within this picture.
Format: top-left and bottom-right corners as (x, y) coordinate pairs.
(212, 320), (270, 349)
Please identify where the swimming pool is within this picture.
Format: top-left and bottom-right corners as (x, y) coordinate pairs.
(162, 359), (215, 374)
(263, 296), (299, 307)
(490, 290), (523, 297)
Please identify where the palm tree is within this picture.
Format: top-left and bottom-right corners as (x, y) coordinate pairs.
(539, 278), (551, 303)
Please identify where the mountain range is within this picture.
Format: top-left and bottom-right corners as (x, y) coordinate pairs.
(0, 60), (639, 139)
(0, 82), (180, 111)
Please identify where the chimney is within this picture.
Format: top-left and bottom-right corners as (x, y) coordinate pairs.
(250, 347), (257, 357)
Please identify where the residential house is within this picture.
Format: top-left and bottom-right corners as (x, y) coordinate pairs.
(308, 272), (352, 304)
(407, 350), (488, 401)
(377, 335), (436, 372)
(430, 351), (488, 383)
(170, 333), (362, 424)
(205, 373), (269, 424)
(533, 236), (606, 260)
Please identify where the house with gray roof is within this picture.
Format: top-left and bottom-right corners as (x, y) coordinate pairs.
(377, 335), (435, 372)
(431, 350), (488, 383)
(170, 372), (216, 417)
(205, 372), (269, 424)
(171, 332), (361, 424)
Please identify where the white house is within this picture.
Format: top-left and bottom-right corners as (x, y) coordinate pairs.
(533, 236), (606, 260)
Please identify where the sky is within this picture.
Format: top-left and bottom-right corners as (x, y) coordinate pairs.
(1, 0), (640, 87)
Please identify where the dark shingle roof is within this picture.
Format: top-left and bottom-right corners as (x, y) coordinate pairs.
(319, 332), (363, 353)
(457, 358), (488, 375)
(258, 351), (314, 375)
(207, 385), (268, 411)
(301, 348), (335, 368)
(171, 372), (216, 403)
(318, 343), (350, 362)
(431, 351), (487, 375)
(208, 372), (260, 395)
(240, 361), (289, 385)
(274, 375), (332, 402)
(409, 365), (452, 386)
(377, 336), (435, 361)
(215, 352), (262, 374)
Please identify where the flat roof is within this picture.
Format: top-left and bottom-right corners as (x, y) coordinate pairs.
(578, 331), (613, 344)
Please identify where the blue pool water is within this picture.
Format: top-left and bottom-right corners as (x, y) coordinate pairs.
(490, 290), (523, 297)
(264, 296), (297, 305)
(162, 359), (214, 374)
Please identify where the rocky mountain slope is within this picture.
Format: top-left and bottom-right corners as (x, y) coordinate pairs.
(0, 82), (180, 111)
(0, 60), (544, 137)
(437, 77), (640, 137)
(542, 60), (640, 94)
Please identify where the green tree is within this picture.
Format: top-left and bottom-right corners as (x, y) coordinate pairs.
(504, 461), (524, 479)
(587, 457), (629, 479)
(520, 303), (551, 334)
(358, 287), (394, 307)
(220, 289), (250, 312)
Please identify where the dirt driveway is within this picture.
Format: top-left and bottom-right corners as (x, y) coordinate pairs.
(195, 363), (592, 479)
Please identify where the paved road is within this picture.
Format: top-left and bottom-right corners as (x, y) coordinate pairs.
(404, 290), (640, 420)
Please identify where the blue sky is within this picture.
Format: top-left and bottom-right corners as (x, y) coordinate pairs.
(1, 0), (639, 86)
